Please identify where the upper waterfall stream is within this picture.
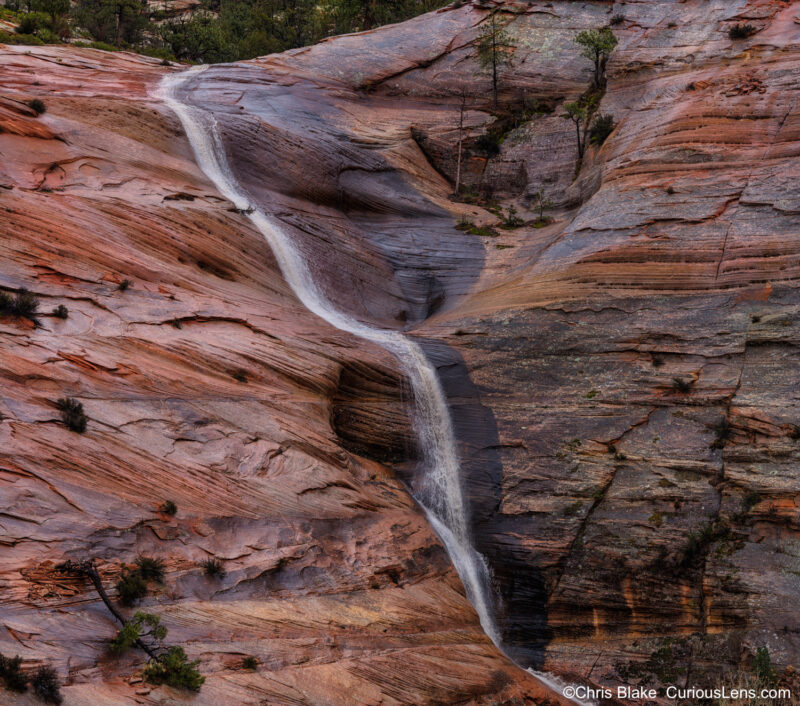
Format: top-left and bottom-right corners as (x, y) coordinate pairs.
(157, 66), (501, 646)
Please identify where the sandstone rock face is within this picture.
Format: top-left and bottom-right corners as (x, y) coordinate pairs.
(1, 0), (799, 701)
(0, 45), (557, 705)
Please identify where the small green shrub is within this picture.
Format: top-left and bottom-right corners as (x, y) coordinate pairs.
(589, 114), (615, 145)
(710, 417), (731, 449)
(56, 397), (87, 433)
(143, 646), (204, 691)
(200, 558), (225, 578)
(160, 500), (177, 515)
(110, 612), (166, 654)
(648, 511), (663, 527)
(17, 11), (48, 35)
(232, 370), (247, 383)
(241, 656), (258, 671)
(665, 186), (675, 195)
(610, 13), (625, 26)
(753, 646), (777, 686)
(2, 288), (40, 320)
(743, 491), (761, 511)
(729, 23), (756, 39)
(0, 653), (28, 693)
(500, 206), (524, 229)
(0, 31), (44, 45)
(116, 570), (148, 607)
(118, 279), (132, 291)
(31, 665), (61, 705)
(52, 305), (68, 319)
(135, 556), (165, 583)
(563, 501), (583, 517)
(28, 98), (46, 115)
(73, 40), (118, 52)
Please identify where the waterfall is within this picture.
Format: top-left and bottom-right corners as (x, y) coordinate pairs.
(157, 67), (502, 646)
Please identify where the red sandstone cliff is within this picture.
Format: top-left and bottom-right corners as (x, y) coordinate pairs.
(1, 0), (799, 703)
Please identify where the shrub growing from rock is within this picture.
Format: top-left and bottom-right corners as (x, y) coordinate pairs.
(134, 556), (165, 583)
(110, 612), (166, 655)
(729, 23), (756, 39)
(56, 397), (87, 433)
(160, 500), (177, 515)
(143, 646), (204, 691)
(589, 114), (615, 145)
(116, 569), (148, 607)
(200, 558), (225, 578)
(242, 656), (258, 671)
(0, 653), (28, 693)
(28, 98), (46, 115)
(31, 665), (62, 705)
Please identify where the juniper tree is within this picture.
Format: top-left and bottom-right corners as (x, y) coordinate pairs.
(574, 27), (618, 88)
(477, 11), (515, 107)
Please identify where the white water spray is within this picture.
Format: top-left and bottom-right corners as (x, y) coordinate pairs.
(157, 66), (501, 645)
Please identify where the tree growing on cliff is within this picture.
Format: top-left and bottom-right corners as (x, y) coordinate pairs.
(477, 11), (516, 107)
(562, 95), (597, 160)
(574, 27), (618, 88)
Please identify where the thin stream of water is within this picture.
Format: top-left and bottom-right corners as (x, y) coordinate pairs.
(157, 66), (588, 705)
(157, 66), (500, 645)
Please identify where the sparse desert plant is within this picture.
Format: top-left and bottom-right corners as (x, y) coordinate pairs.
(118, 278), (132, 291)
(116, 569), (148, 607)
(160, 500), (178, 515)
(110, 612), (167, 654)
(574, 26), (618, 87)
(232, 370), (247, 383)
(729, 23), (756, 39)
(200, 558), (225, 578)
(710, 417), (731, 449)
(134, 556), (165, 583)
(143, 646), (205, 691)
(28, 98), (46, 115)
(56, 397), (87, 433)
(610, 13), (625, 26)
(589, 113), (615, 145)
(2, 288), (40, 320)
(500, 206), (524, 229)
(0, 653), (28, 693)
(31, 665), (62, 705)
(241, 656), (258, 671)
(52, 304), (68, 319)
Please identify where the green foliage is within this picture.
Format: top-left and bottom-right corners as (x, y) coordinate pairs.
(73, 40), (118, 51)
(241, 656), (258, 671)
(28, 98), (46, 114)
(200, 558), (226, 578)
(743, 491), (761, 511)
(529, 188), (554, 221)
(610, 13), (625, 26)
(574, 27), (618, 86)
(143, 646), (205, 691)
(56, 397), (87, 433)
(1, 288), (40, 320)
(729, 23), (756, 39)
(32, 0), (69, 21)
(160, 500), (178, 515)
(563, 501), (583, 517)
(0, 30), (45, 44)
(52, 304), (69, 319)
(116, 569), (148, 606)
(476, 11), (515, 106)
(118, 278), (131, 291)
(110, 612), (167, 654)
(752, 646), (777, 687)
(679, 522), (730, 568)
(0, 653), (28, 693)
(31, 666), (62, 705)
(135, 556), (165, 583)
(500, 206), (524, 229)
(74, 0), (148, 45)
(589, 113), (615, 145)
(17, 11), (48, 34)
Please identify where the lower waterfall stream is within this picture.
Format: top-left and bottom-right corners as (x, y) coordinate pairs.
(158, 66), (584, 704)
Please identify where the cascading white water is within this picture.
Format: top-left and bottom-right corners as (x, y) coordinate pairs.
(157, 66), (501, 646)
